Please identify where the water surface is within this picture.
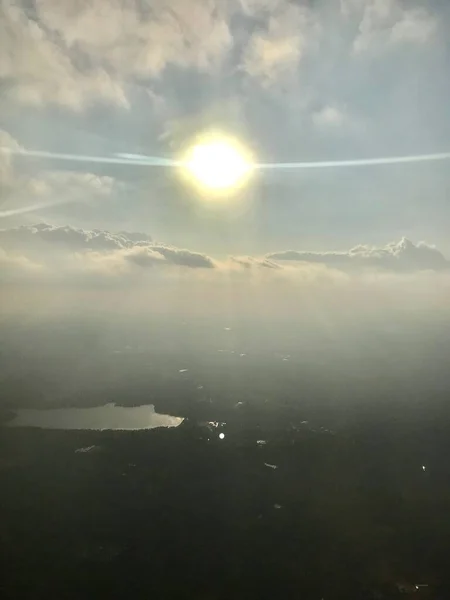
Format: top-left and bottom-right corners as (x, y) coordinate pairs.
(8, 403), (183, 430)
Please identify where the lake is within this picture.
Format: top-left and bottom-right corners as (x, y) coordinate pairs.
(8, 403), (184, 430)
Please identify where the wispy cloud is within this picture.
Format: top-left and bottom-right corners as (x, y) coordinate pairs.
(0, 129), (118, 218)
(312, 106), (347, 129)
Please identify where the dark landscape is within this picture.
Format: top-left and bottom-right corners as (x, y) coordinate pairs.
(2, 318), (450, 599)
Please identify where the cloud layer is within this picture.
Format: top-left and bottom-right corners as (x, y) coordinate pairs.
(1, 224), (448, 284)
(0, 223), (216, 278)
(1, 0), (438, 110)
(267, 238), (449, 272)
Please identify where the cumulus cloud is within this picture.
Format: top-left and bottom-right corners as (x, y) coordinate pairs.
(0, 0), (234, 110)
(267, 238), (449, 272)
(0, 223), (215, 279)
(0, 0), (128, 110)
(1, 225), (448, 294)
(0, 223), (151, 253)
(1, 224), (450, 324)
(241, 2), (318, 85)
(36, 0), (231, 80)
(342, 0), (437, 54)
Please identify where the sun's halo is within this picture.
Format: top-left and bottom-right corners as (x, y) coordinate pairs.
(183, 138), (252, 193)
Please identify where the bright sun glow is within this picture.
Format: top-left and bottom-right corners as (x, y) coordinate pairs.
(184, 138), (252, 193)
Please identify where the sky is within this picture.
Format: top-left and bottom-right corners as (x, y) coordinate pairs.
(1, 0), (450, 332)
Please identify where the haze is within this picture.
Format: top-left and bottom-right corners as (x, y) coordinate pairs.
(1, 0), (450, 415)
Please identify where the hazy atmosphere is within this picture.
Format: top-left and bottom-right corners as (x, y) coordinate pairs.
(2, 1), (450, 598)
(2, 1), (450, 362)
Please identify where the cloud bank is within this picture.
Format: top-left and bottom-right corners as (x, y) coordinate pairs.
(1, 223), (449, 326)
(1, 0), (438, 111)
(0, 224), (448, 286)
(267, 238), (449, 272)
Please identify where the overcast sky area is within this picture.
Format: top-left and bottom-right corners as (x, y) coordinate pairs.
(1, 0), (450, 344)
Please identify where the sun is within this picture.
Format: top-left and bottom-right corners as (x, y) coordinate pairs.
(182, 136), (253, 194)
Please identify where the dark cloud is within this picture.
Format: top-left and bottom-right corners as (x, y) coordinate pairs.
(0, 223), (215, 270)
(230, 256), (281, 270)
(150, 245), (215, 269)
(267, 238), (449, 272)
(125, 245), (215, 269)
(1, 226), (448, 277)
(124, 247), (165, 268)
(0, 223), (152, 252)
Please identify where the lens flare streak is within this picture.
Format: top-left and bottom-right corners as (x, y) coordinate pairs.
(2, 146), (450, 218)
(2, 147), (450, 170)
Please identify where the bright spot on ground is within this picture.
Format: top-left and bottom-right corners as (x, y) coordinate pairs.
(219, 433), (225, 440)
(183, 137), (252, 193)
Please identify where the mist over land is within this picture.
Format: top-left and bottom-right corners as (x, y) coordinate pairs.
(3, 0), (450, 595)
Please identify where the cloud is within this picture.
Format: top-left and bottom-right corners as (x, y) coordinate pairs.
(1, 0), (233, 111)
(230, 256), (281, 270)
(267, 238), (449, 272)
(0, 130), (22, 195)
(0, 246), (44, 277)
(0, 0), (128, 110)
(35, 0), (232, 78)
(123, 244), (215, 270)
(0, 223), (215, 280)
(1, 225), (448, 295)
(149, 245), (215, 269)
(1, 224), (450, 324)
(0, 223), (152, 252)
(342, 0), (437, 54)
(0, 129), (120, 217)
(242, 2), (318, 85)
(312, 106), (347, 128)
(389, 8), (436, 45)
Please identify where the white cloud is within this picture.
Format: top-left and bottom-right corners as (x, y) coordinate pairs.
(1, 0), (233, 111)
(0, 129), (22, 194)
(0, 0), (128, 110)
(1, 224), (450, 324)
(390, 8), (436, 45)
(0, 223), (216, 277)
(242, 3), (319, 85)
(0, 129), (119, 217)
(1, 225), (448, 296)
(28, 172), (115, 199)
(344, 0), (437, 54)
(0, 169), (117, 219)
(312, 105), (346, 128)
(0, 223), (150, 252)
(268, 238), (449, 272)
(0, 246), (44, 276)
(35, 0), (233, 78)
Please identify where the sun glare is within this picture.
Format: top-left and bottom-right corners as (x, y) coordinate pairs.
(183, 137), (253, 194)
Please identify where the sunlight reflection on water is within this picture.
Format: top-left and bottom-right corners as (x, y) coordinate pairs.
(8, 403), (184, 431)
